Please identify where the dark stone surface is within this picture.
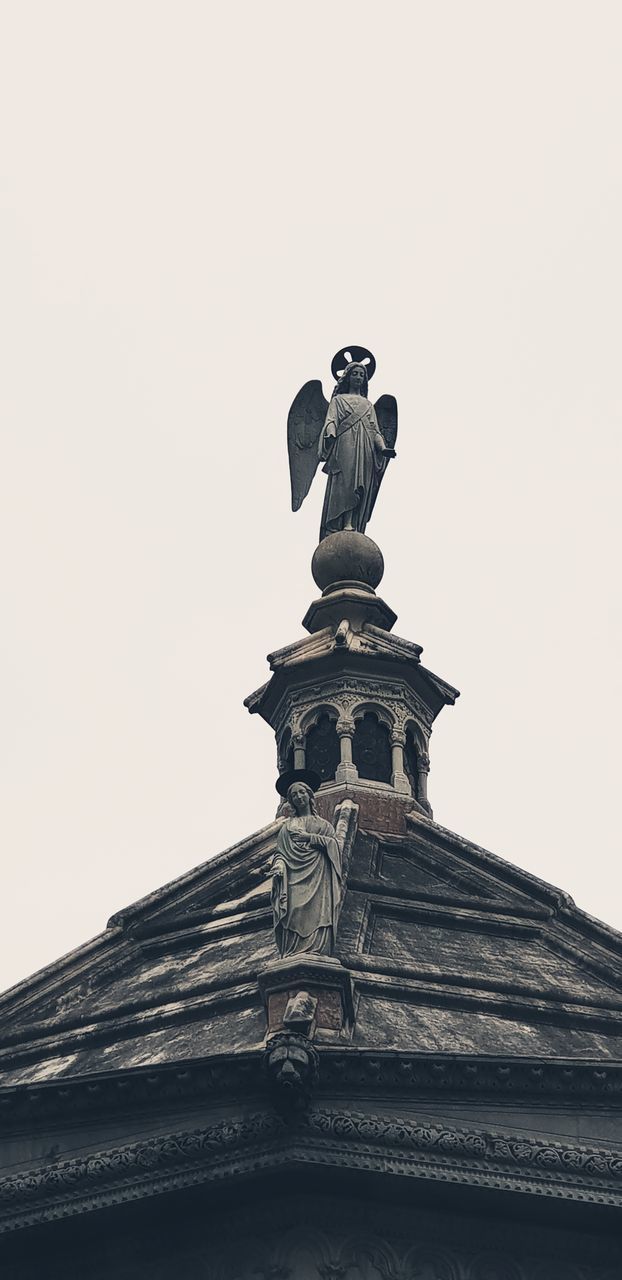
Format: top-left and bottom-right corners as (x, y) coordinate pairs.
(352, 711), (393, 783)
(2, 1185), (622, 1278)
(305, 712), (340, 782)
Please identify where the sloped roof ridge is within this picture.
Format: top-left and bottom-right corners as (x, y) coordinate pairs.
(107, 818), (281, 928)
(407, 813), (576, 910)
(0, 819), (281, 1016)
(407, 812), (622, 959)
(0, 929), (123, 1016)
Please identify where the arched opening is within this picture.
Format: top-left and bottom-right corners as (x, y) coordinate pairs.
(352, 712), (392, 784)
(279, 729), (294, 775)
(305, 712), (340, 783)
(404, 729), (419, 798)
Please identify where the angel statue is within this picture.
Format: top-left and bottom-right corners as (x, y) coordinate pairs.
(287, 345), (398, 542)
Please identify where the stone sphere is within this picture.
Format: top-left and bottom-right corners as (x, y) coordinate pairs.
(311, 531), (384, 593)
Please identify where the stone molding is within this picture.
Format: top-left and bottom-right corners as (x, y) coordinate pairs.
(273, 675), (434, 746)
(3, 1103), (622, 1234)
(4, 1050), (622, 1134)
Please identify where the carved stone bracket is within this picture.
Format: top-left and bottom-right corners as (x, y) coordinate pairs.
(257, 955), (355, 1042)
(263, 1030), (319, 1113)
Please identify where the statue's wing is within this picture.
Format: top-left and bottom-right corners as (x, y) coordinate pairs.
(374, 393), (398, 450)
(287, 380), (328, 511)
(367, 393), (398, 523)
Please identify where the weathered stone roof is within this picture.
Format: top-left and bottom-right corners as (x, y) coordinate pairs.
(2, 801), (622, 1088)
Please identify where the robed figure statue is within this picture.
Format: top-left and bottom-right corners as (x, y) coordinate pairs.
(287, 345), (398, 542)
(272, 778), (343, 957)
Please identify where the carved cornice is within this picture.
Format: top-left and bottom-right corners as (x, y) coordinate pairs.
(318, 1050), (622, 1099)
(273, 676), (434, 741)
(4, 1050), (622, 1136)
(2, 1103), (622, 1234)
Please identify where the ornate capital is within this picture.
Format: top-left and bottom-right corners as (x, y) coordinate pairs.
(336, 717), (355, 738)
(391, 729), (406, 747)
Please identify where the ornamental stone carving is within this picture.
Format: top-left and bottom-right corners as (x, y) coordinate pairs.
(271, 675), (434, 799)
(263, 1031), (319, 1112)
(271, 783), (357, 959)
(287, 346), (397, 543)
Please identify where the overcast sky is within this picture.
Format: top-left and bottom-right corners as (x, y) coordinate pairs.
(1, 1), (621, 994)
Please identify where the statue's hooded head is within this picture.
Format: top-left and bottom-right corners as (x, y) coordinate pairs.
(333, 361), (369, 399)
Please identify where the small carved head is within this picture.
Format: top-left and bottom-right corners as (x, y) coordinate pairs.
(264, 1032), (319, 1112)
(283, 989), (317, 1036)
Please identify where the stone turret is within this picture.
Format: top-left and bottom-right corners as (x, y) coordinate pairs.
(245, 530), (459, 833)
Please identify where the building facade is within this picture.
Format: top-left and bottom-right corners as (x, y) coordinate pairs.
(1, 385), (622, 1277)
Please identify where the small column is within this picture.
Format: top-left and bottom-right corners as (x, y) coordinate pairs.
(391, 730), (411, 795)
(417, 750), (433, 816)
(292, 732), (306, 770)
(335, 717), (358, 785)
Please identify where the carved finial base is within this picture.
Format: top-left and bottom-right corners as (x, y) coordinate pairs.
(311, 531), (384, 593)
(304, 532), (397, 634)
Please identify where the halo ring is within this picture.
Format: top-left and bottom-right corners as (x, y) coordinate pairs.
(330, 345), (376, 382)
(275, 768), (322, 798)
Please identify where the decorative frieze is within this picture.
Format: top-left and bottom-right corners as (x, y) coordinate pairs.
(4, 1102), (622, 1236)
(273, 675), (434, 798)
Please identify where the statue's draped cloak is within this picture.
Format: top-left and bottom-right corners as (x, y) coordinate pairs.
(319, 393), (386, 540)
(272, 815), (342, 956)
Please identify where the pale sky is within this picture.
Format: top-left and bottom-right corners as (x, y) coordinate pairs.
(1, 1), (621, 994)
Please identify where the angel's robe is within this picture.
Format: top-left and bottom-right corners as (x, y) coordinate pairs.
(271, 814), (342, 957)
(318, 393), (387, 540)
